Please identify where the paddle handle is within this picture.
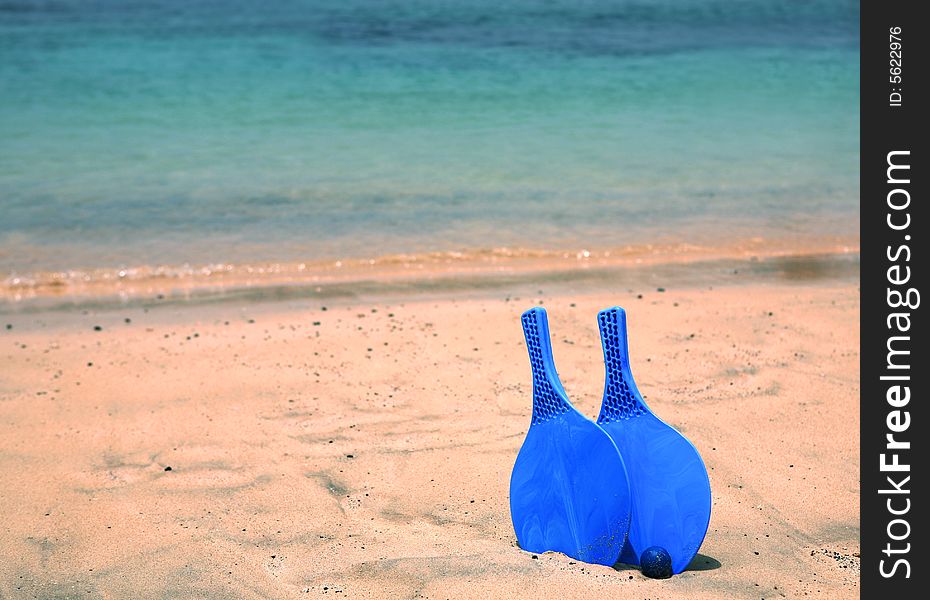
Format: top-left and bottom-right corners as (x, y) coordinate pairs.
(521, 308), (571, 424)
(597, 307), (648, 422)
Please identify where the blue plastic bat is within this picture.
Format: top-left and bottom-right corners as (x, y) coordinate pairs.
(509, 307), (632, 566)
(596, 306), (712, 574)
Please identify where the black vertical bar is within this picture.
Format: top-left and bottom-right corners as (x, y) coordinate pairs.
(861, 0), (925, 595)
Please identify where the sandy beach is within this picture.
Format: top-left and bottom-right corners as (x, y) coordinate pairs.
(0, 251), (859, 599)
(1, 1), (860, 595)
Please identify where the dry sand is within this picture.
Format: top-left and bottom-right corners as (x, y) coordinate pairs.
(0, 263), (859, 598)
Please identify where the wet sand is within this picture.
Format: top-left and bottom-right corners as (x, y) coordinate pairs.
(2, 235), (858, 305)
(0, 259), (859, 598)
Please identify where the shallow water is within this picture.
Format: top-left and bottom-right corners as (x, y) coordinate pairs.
(1, 0), (859, 276)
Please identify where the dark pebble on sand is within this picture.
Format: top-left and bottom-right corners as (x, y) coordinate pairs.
(346, 454), (354, 458)
(657, 287), (666, 292)
(164, 466), (172, 471)
(531, 555), (538, 560)
(313, 321), (321, 326)
(247, 319), (255, 323)
(5, 324), (11, 330)
(637, 294), (643, 299)
(87, 362), (93, 367)
(93, 325), (102, 331)
(321, 306), (328, 311)
(125, 318), (131, 323)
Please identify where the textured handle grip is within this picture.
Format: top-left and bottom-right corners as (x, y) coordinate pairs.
(521, 308), (570, 424)
(597, 307), (647, 423)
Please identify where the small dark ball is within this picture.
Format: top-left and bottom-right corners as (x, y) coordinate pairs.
(640, 546), (673, 579)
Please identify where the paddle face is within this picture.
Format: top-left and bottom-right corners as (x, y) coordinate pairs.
(596, 307), (711, 574)
(510, 409), (632, 565)
(510, 308), (632, 566)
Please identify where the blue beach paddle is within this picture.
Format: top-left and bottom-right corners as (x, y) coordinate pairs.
(596, 307), (712, 575)
(509, 307), (632, 566)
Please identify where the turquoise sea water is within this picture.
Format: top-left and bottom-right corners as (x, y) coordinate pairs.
(1, 0), (859, 275)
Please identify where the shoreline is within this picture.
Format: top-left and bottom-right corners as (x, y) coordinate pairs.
(2, 235), (859, 313)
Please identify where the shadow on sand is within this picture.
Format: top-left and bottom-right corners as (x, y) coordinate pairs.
(686, 553), (722, 571)
(613, 553), (722, 573)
